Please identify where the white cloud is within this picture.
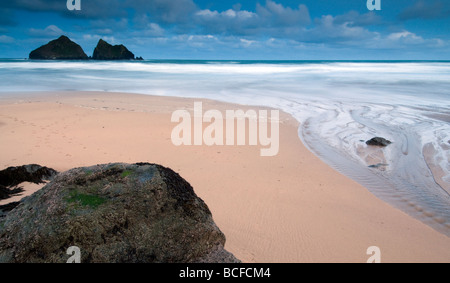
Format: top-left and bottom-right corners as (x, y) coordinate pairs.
(381, 30), (448, 49)
(240, 38), (256, 48)
(196, 9), (219, 18)
(28, 25), (64, 37)
(196, 8), (256, 20)
(334, 11), (383, 26)
(128, 0), (197, 24)
(90, 18), (129, 33)
(0, 35), (14, 43)
(144, 23), (165, 37)
(94, 29), (114, 35)
(83, 34), (116, 44)
(187, 34), (217, 43)
(387, 31), (424, 44)
(300, 15), (376, 44)
(195, 0), (310, 37)
(195, 8), (258, 35)
(256, 0), (311, 26)
(399, 0), (450, 20)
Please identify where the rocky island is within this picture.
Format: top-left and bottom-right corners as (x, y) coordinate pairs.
(29, 35), (88, 60)
(29, 36), (142, 61)
(0, 163), (239, 263)
(93, 39), (136, 60)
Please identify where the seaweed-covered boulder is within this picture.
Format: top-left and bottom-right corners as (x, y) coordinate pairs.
(92, 39), (135, 60)
(366, 137), (392, 147)
(0, 163), (238, 263)
(29, 36), (88, 60)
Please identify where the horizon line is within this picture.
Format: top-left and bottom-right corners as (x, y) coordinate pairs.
(2, 58), (450, 62)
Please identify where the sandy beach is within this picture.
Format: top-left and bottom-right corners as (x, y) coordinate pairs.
(0, 91), (449, 263)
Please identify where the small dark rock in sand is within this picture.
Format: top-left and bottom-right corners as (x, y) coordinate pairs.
(0, 186), (24, 201)
(368, 163), (389, 169)
(366, 137), (392, 147)
(0, 163), (239, 263)
(0, 164), (58, 201)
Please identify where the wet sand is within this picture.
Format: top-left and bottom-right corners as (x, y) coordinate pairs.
(0, 91), (449, 262)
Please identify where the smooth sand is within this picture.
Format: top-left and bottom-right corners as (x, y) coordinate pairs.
(0, 91), (449, 263)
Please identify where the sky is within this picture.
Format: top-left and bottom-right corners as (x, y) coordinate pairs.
(0, 0), (449, 60)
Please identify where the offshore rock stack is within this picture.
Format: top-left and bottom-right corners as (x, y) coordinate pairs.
(29, 35), (143, 61)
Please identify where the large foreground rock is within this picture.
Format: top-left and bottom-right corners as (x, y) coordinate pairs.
(0, 163), (239, 263)
(29, 36), (88, 60)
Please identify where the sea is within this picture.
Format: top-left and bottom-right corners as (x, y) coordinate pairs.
(0, 59), (449, 236)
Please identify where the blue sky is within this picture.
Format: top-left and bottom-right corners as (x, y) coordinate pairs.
(0, 0), (449, 59)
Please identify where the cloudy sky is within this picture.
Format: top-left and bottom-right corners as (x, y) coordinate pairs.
(0, 0), (449, 59)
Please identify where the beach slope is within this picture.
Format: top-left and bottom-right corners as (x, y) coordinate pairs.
(0, 91), (449, 263)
